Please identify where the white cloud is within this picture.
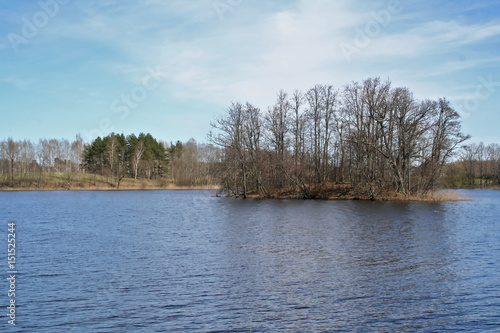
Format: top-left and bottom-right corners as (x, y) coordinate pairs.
(149, 0), (365, 107)
(22, 1), (500, 112)
(168, 1), (500, 108)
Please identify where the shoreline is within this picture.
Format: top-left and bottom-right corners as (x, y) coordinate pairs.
(0, 185), (221, 192)
(1, 184), (489, 202)
(242, 189), (469, 202)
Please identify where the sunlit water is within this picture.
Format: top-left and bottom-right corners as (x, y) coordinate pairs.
(1, 189), (499, 332)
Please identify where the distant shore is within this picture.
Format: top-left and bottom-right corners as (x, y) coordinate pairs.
(0, 185), (220, 192)
(0, 176), (220, 192)
(1, 177), (487, 202)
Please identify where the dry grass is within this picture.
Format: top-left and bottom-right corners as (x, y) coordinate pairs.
(247, 184), (470, 202)
(391, 190), (469, 202)
(0, 184), (220, 192)
(0, 173), (220, 192)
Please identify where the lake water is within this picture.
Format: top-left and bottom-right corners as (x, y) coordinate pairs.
(1, 189), (499, 332)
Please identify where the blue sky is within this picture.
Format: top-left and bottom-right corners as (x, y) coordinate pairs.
(1, 0), (499, 144)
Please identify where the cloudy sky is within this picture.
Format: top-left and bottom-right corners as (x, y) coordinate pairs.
(1, 0), (499, 144)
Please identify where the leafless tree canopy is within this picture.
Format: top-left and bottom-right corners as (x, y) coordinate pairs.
(210, 77), (471, 199)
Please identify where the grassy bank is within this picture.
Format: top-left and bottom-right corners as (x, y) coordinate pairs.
(0, 172), (219, 191)
(243, 183), (468, 202)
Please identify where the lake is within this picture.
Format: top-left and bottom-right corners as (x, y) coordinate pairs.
(1, 189), (499, 332)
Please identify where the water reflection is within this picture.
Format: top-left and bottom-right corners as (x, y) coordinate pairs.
(216, 197), (498, 331)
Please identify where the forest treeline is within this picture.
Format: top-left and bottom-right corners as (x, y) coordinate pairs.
(1, 77), (499, 197)
(446, 142), (500, 187)
(0, 133), (221, 189)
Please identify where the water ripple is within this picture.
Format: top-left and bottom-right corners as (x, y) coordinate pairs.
(0, 190), (499, 331)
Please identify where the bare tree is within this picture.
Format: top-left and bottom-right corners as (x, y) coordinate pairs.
(132, 140), (145, 180)
(265, 90), (291, 188)
(321, 85), (339, 182)
(378, 88), (431, 196)
(486, 143), (500, 185)
(461, 143), (479, 186)
(305, 85), (325, 183)
(72, 134), (84, 180)
(291, 90), (305, 165)
(421, 98), (470, 193)
(243, 102), (267, 195)
(106, 135), (118, 185)
(6, 138), (18, 186)
(210, 102), (250, 197)
(19, 140), (36, 185)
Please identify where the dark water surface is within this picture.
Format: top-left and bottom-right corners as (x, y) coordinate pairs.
(1, 189), (499, 332)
